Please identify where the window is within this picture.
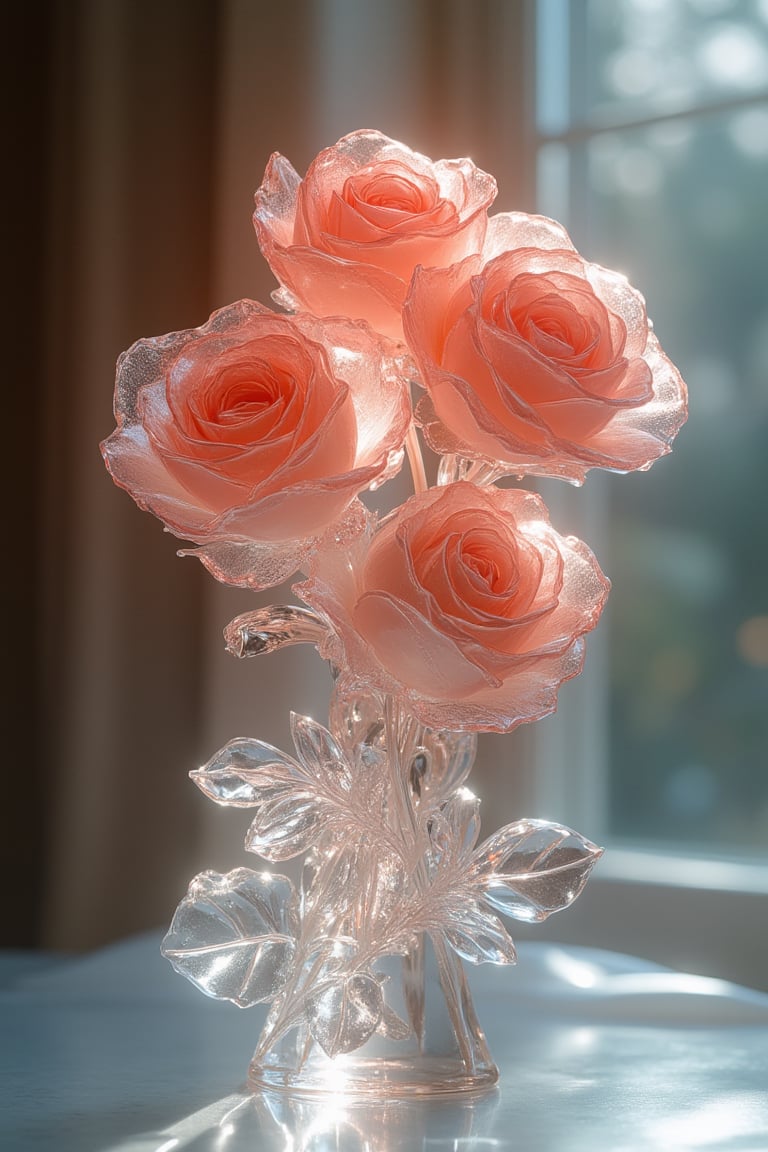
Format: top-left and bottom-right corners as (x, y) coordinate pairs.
(526, 0), (768, 989)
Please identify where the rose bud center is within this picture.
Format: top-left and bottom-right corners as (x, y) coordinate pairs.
(458, 530), (511, 593)
(208, 362), (294, 423)
(488, 273), (605, 369)
(345, 164), (436, 216)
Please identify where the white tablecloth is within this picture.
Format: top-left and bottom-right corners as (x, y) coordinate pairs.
(3, 932), (767, 1150)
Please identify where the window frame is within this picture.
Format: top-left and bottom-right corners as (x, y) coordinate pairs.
(527, 0), (768, 991)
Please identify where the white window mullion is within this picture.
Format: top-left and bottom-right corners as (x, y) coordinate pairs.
(530, 0), (768, 991)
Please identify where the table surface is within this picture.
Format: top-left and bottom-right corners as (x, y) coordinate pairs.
(3, 932), (768, 1151)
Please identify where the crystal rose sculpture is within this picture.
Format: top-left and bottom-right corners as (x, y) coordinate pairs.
(102, 300), (411, 588)
(404, 213), (688, 482)
(101, 130), (687, 1098)
(298, 482), (609, 731)
(254, 129), (497, 342)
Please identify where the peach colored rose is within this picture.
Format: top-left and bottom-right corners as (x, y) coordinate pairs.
(404, 213), (688, 483)
(101, 300), (411, 589)
(297, 482), (609, 732)
(254, 130), (497, 343)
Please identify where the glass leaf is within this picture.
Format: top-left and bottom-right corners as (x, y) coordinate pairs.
(357, 851), (410, 938)
(440, 902), (517, 966)
(414, 729), (477, 807)
(190, 738), (304, 807)
(300, 846), (323, 918)
(178, 538), (305, 591)
(436, 452), (464, 486)
(300, 847), (361, 932)
(290, 712), (352, 792)
(304, 972), (384, 1057)
(474, 819), (604, 923)
(245, 792), (323, 860)
(428, 788), (481, 868)
(329, 684), (387, 764)
(378, 1003), (412, 1041)
(161, 868), (298, 1007)
(442, 788), (482, 860)
(223, 605), (327, 658)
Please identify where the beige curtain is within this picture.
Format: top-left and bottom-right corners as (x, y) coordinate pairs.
(36, 0), (221, 950)
(22, 0), (530, 951)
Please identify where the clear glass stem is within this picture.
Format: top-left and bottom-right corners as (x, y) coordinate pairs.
(405, 423), (429, 495)
(247, 694), (498, 1098)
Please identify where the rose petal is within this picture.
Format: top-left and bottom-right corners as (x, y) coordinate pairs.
(403, 214), (687, 481)
(253, 152), (302, 246)
(180, 538), (308, 590)
(261, 243), (408, 341)
(254, 130), (496, 341)
(404, 638), (587, 733)
(353, 591), (500, 699)
(102, 302), (411, 587)
(301, 483), (608, 732)
(102, 421), (220, 536)
(483, 212), (578, 260)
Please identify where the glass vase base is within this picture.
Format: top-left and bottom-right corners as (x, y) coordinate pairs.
(248, 1053), (499, 1100)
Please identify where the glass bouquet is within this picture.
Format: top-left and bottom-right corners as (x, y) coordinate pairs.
(101, 131), (687, 1097)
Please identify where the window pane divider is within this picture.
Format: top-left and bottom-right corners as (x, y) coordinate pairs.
(539, 88), (768, 145)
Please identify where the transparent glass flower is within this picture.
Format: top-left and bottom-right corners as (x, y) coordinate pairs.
(94, 128), (688, 1101)
(163, 630), (602, 1097)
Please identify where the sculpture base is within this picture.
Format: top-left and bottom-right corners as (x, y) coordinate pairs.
(249, 1051), (499, 1100)
(247, 940), (498, 1100)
